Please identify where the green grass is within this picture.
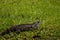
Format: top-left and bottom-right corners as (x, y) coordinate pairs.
(0, 0), (60, 40)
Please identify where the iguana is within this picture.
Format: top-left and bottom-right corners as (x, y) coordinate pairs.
(0, 20), (40, 36)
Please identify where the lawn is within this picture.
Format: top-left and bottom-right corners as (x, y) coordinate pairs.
(0, 0), (60, 40)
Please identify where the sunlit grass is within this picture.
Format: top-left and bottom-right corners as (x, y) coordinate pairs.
(0, 0), (60, 40)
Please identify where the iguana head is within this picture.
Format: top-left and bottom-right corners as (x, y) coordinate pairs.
(32, 20), (40, 28)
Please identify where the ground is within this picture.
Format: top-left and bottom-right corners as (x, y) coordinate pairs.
(0, 0), (60, 40)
